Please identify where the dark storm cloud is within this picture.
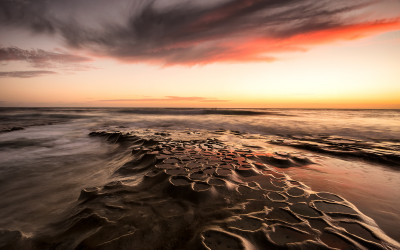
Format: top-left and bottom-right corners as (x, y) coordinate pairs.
(0, 70), (57, 78)
(0, 47), (91, 68)
(0, 0), (54, 33)
(1, 0), (397, 64)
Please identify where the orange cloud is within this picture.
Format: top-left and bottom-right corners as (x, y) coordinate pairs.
(178, 19), (400, 65)
(283, 19), (400, 46)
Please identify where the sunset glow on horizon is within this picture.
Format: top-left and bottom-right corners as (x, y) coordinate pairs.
(1, 0), (400, 108)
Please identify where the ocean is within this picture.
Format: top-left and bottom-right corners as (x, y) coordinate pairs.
(0, 108), (399, 248)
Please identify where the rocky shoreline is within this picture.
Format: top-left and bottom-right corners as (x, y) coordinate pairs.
(1, 131), (398, 249)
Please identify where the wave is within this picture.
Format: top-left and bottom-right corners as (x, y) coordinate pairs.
(114, 108), (289, 116)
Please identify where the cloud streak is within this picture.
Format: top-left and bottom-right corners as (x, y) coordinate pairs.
(0, 70), (57, 78)
(1, 0), (399, 65)
(100, 96), (230, 103)
(0, 47), (91, 68)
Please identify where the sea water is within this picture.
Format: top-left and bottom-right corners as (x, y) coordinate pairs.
(0, 107), (399, 240)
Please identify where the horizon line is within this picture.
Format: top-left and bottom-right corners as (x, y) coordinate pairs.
(1, 106), (399, 110)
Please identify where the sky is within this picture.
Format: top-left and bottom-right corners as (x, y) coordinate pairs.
(0, 0), (399, 108)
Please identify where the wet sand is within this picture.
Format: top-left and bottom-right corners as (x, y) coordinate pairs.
(1, 130), (398, 249)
